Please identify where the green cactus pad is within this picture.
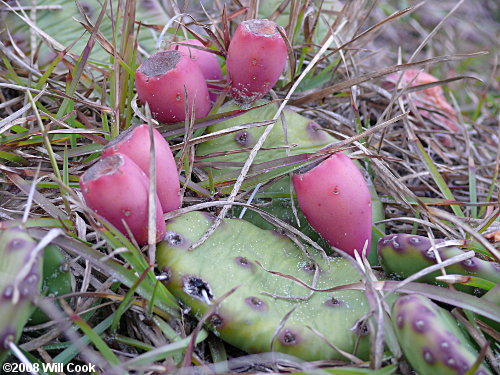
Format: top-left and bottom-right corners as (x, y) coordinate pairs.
(196, 100), (336, 176)
(157, 211), (371, 361)
(477, 284), (500, 332)
(196, 100), (385, 260)
(29, 245), (72, 325)
(0, 228), (43, 364)
(377, 234), (500, 294)
(392, 294), (492, 375)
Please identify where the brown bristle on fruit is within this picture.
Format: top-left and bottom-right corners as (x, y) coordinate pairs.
(138, 51), (181, 77)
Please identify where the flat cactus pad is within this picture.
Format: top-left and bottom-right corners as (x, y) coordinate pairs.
(157, 211), (371, 361)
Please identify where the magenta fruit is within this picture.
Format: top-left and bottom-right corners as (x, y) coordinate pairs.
(226, 19), (288, 104)
(102, 124), (181, 213)
(292, 153), (373, 257)
(135, 50), (211, 123)
(80, 153), (166, 245)
(169, 39), (223, 103)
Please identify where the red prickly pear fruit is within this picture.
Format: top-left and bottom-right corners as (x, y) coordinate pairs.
(169, 39), (223, 103)
(102, 124), (181, 213)
(80, 153), (166, 245)
(385, 70), (459, 145)
(292, 153), (373, 257)
(226, 19), (288, 104)
(135, 50), (211, 124)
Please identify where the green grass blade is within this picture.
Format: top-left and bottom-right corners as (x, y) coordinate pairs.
(413, 138), (465, 217)
(122, 330), (209, 368)
(52, 315), (113, 365)
(110, 266), (152, 334)
(70, 314), (121, 366)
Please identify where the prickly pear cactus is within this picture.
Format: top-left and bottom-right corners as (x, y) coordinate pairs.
(377, 234), (500, 294)
(0, 228), (43, 364)
(157, 211), (371, 361)
(392, 294), (492, 375)
(29, 245), (72, 325)
(196, 100), (385, 260)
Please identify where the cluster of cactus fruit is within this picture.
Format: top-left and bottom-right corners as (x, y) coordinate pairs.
(80, 124), (181, 245)
(130, 34), (498, 371)
(135, 18), (288, 123)
(2, 3), (498, 373)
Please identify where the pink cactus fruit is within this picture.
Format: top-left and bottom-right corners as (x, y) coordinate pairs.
(80, 153), (166, 245)
(226, 19), (288, 104)
(292, 153), (373, 258)
(102, 124), (181, 213)
(169, 39), (223, 103)
(135, 50), (211, 123)
(385, 70), (459, 144)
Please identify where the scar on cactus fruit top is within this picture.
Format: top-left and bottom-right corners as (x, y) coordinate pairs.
(137, 51), (181, 77)
(245, 19), (280, 36)
(81, 154), (122, 184)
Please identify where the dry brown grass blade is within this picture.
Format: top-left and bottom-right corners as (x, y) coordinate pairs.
(270, 0), (292, 22)
(4, 171), (69, 220)
(408, 0), (465, 63)
(145, 105), (158, 265)
(0, 85), (45, 132)
(221, 3), (231, 51)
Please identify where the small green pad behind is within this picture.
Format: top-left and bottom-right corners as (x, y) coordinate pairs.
(157, 211), (371, 361)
